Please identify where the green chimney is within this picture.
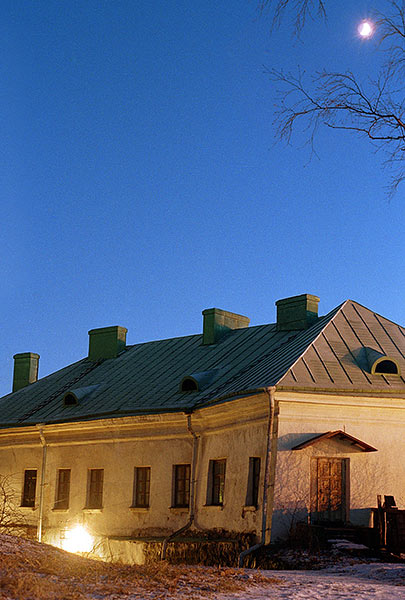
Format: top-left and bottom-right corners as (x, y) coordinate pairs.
(202, 308), (250, 345)
(13, 352), (40, 392)
(276, 294), (320, 331)
(88, 326), (128, 360)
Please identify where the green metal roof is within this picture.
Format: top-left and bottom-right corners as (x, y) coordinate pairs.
(1, 300), (405, 427)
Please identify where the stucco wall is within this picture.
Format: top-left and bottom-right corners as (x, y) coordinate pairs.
(272, 393), (405, 540)
(0, 390), (404, 555)
(0, 396), (269, 548)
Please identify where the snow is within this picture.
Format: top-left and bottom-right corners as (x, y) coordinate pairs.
(221, 564), (405, 600)
(327, 538), (370, 551)
(0, 532), (404, 599)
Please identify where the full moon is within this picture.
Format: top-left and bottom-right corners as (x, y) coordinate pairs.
(358, 21), (373, 37)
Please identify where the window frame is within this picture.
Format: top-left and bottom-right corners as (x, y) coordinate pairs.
(85, 468), (104, 509)
(207, 459), (226, 506)
(132, 466), (151, 508)
(172, 464), (191, 508)
(21, 469), (37, 507)
(55, 468), (71, 510)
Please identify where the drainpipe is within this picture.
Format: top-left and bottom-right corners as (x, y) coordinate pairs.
(238, 386), (279, 567)
(37, 424), (48, 543)
(161, 413), (199, 560)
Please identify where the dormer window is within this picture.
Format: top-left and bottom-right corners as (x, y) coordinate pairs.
(179, 369), (222, 393)
(63, 393), (78, 406)
(180, 377), (198, 392)
(62, 385), (100, 407)
(372, 358), (399, 375)
(363, 347), (401, 376)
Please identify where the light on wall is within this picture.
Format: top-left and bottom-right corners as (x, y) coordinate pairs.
(61, 525), (94, 554)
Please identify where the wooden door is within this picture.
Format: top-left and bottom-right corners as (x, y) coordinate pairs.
(313, 458), (348, 524)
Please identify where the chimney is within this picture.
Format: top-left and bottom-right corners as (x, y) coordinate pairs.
(88, 325), (128, 360)
(276, 294), (320, 331)
(202, 308), (249, 345)
(13, 353), (40, 392)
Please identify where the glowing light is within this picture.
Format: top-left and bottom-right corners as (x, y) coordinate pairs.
(358, 21), (373, 38)
(61, 525), (94, 554)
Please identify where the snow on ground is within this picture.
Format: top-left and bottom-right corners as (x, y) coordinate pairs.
(221, 564), (405, 600)
(0, 533), (404, 599)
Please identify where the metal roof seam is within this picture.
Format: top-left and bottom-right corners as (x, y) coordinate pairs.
(16, 359), (104, 423)
(373, 313), (405, 359)
(197, 330), (301, 402)
(311, 342), (335, 383)
(321, 331), (354, 385)
(275, 304), (343, 386)
(351, 303), (386, 354)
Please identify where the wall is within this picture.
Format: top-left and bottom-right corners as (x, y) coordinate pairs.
(0, 395), (270, 554)
(1, 389), (405, 559)
(272, 391), (405, 540)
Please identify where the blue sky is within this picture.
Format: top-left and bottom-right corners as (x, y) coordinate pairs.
(1, 0), (403, 396)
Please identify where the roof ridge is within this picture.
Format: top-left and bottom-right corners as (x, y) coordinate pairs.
(275, 301), (346, 387)
(346, 299), (405, 330)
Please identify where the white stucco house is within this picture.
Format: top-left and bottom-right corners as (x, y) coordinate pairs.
(0, 293), (404, 563)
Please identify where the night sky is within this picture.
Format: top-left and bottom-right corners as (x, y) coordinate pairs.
(1, 0), (403, 396)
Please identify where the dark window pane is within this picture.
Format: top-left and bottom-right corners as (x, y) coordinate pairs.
(86, 469), (103, 508)
(174, 464), (190, 507)
(133, 467), (151, 508)
(246, 457), (261, 507)
(209, 459), (226, 505)
(21, 470), (37, 507)
(55, 469), (71, 509)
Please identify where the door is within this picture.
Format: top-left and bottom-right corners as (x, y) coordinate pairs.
(312, 458), (348, 524)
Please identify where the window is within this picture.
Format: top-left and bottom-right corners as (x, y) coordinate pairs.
(55, 469), (71, 509)
(173, 464), (191, 508)
(374, 359), (399, 374)
(246, 457), (261, 508)
(132, 467), (151, 508)
(21, 470), (37, 507)
(86, 469), (104, 509)
(207, 459), (226, 505)
(180, 378), (198, 392)
(63, 393), (78, 406)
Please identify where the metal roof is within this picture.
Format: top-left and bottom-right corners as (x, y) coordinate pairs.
(1, 299), (405, 427)
(277, 300), (405, 393)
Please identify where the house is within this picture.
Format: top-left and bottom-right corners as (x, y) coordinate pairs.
(0, 293), (404, 563)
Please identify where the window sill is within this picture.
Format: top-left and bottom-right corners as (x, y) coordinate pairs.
(243, 505), (258, 512)
(52, 508), (69, 512)
(169, 506), (189, 512)
(129, 506), (149, 512)
(20, 505), (36, 510)
(203, 504), (224, 510)
(83, 508), (103, 513)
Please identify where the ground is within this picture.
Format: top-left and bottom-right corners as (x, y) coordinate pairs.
(0, 534), (404, 599)
(241, 566), (405, 600)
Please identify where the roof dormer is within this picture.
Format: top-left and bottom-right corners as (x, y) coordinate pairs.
(364, 347), (400, 376)
(62, 385), (100, 407)
(180, 369), (221, 393)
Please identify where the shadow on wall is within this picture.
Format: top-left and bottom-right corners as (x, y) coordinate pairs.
(272, 506), (376, 544)
(272, 506), (309, 542)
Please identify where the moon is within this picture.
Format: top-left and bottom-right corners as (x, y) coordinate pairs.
(358, 21), (373, 37)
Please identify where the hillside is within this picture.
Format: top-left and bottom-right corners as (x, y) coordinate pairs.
(0, 533), (274, 600)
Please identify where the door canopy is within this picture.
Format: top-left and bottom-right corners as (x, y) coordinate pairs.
(292, 430), (377, 452)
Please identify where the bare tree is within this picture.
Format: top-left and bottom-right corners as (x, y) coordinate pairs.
(259, 0), (326, 34)
(264, 1), (405, 196)
(0, 475), (27, 536)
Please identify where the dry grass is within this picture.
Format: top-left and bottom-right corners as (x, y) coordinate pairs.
(0, 533), (278, 599)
